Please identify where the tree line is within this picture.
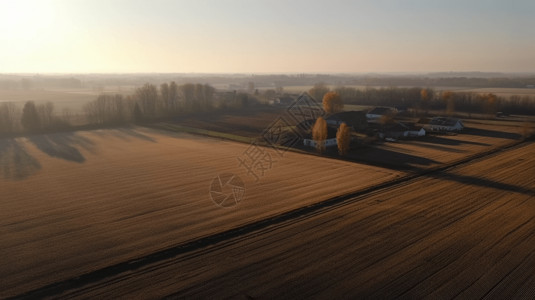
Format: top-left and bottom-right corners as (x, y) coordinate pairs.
(83, 81), (268, 126)
(83, 82), (219, 126)
(2, 81), (534, 138)
(309, 83), (535, 116)
(0, 101), (71, 136)
(0, 82), (266, 137)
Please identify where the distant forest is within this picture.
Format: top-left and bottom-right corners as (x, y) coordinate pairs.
(0, 82), (255, 136)
(328, 85), (535, 115)
(1, 73), (535, 137)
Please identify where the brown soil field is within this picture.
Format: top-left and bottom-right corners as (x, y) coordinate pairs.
(349, 119), (527, 170)
(173, 107), (286, 138)
(64, 142), (535, 298)
(0, 127), (402, 298)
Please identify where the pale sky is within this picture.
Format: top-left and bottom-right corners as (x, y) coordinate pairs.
(1, 0), (534, 73)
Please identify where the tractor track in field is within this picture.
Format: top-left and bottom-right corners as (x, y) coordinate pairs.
(11, 138), (531, 299)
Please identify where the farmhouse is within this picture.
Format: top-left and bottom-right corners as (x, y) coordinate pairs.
(366, 107), (397, 120)
(381, 122), (409, 139)
(303, 137), (337, 148)
(368, 120), (426, 139)
(405, 126), (426, 137)
(303, 126), (338, 148)
(269, 95), (295, 106)
(419, 117), (464, 132)
(279, 96), (295, 106)
(326, 111), (367, 131)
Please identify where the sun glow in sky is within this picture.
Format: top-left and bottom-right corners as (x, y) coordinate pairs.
(1, 0), (534, 73)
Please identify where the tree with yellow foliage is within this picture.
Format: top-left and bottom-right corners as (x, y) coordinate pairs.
(312, 117), (327, 153)
(308, 83), (330, 103)
(442, 91), (455, 116)
(336, 123), (351, 155)
(322, 91), (344, 114)
(420, 88), (430, 115)
(484, 93), (498, 117)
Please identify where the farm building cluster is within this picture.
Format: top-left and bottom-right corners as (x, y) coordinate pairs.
(278, 92), (465, 150)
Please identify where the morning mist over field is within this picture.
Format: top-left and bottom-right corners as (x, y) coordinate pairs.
(1, 0), (535, 299)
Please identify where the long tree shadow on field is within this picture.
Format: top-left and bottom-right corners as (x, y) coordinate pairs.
(28, 132), (95, 163)
(116, 127), (157, 142)
(0, 139), (41, 180)
(89, 126), (157, 143)
(426, 172), (535, 196)
(407, 141), (467, 153)
(343, 147), (441, 170)
(418, 136), (491, 147)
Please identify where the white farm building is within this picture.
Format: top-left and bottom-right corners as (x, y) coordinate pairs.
(303, 138), (337, 148)
(419, 117), (464, 132)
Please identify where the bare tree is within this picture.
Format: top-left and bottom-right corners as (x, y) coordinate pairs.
(62, 108), (73, 125)
(178, 83), (215, 112)
(309, 83), (330, 102)
(169, 81), (179, 112)
(84, 94), (127, 125)
(201, 84), (215, 111)
(160, 82), (170, 113)
(180, 83), (195, 111)
(21, 101), (41, 132)
(0, 102), (18, 135)
(37, 102), (54, 129)
(136, 83), (158, 119)
(132, 102), (143, 123)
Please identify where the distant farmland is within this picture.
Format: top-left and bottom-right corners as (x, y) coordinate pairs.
(0, 87), (135, 113)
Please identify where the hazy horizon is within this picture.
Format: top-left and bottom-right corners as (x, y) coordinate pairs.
(1, 0), (535, 74)
(2, 71), (535, 76)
